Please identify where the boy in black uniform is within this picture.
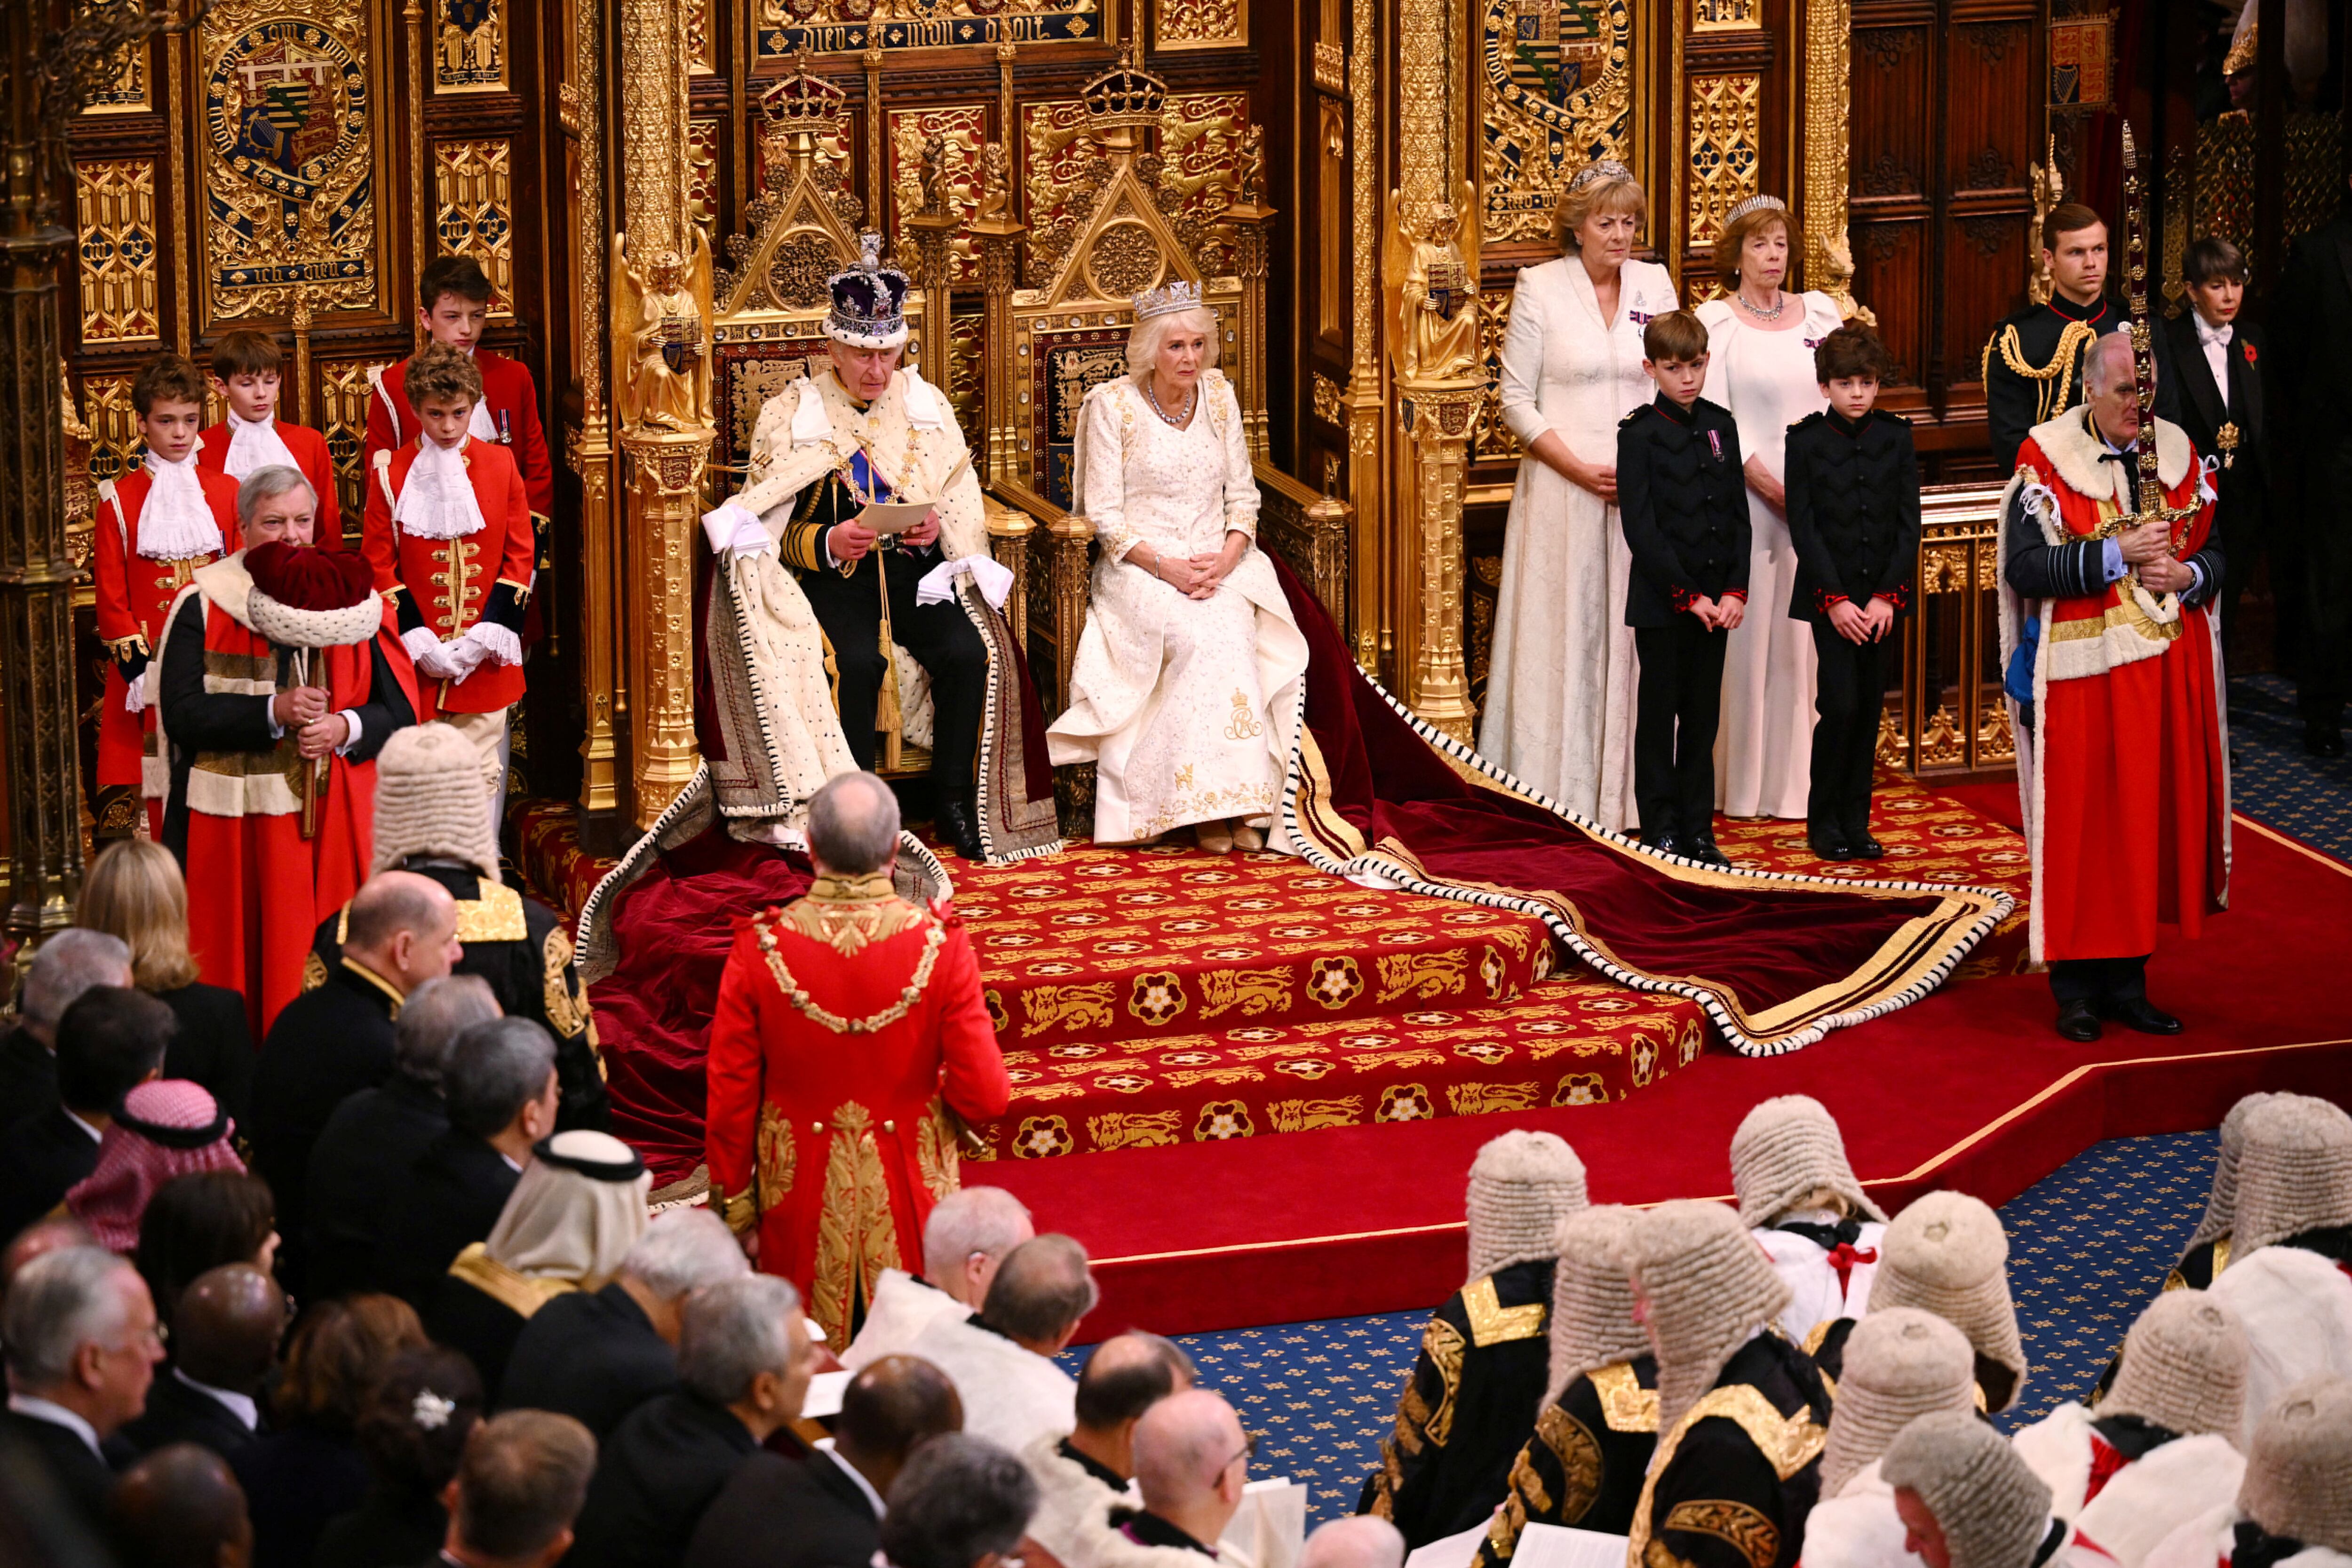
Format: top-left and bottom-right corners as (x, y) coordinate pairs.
(1618, 310), (1748, 868)
(2161, 236), (2268, 651)
(1785, 324), (1919, 862)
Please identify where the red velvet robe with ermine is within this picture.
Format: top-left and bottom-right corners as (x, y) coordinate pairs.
(705, 872), (1009, 1350)
(1999, 409), (2229, 966)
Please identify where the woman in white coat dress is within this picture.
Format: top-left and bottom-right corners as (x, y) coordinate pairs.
(1045, 288), (1309, 854)
(1478, 162), (1677, 831)
(1698, 194), (1843, 821)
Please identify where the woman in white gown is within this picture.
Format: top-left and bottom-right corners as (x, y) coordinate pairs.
(1045, 287), (1310, 853)
(1698, 194), (1843, 821)
(1478, 161), (1678, 832)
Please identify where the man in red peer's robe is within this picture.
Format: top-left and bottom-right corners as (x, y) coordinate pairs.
(705, 770), (1009, 1352)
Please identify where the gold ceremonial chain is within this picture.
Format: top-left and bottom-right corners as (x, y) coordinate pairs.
(755, 912), (945, 1035)
(1984, 319), (2099, 429)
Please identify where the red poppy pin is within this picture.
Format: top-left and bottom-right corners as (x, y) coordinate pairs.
(2243, 340), (2258, 364)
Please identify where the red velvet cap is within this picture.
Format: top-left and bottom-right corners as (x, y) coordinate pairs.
(246, 540), (373, 610)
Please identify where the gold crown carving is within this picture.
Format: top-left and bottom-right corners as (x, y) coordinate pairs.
(761, 50), (848, 132)
(1081, 44), (1168, 128)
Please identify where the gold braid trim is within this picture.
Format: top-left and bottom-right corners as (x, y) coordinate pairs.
(755, 911), (946, 1034)
(1627, 1384), (1825, 1568)
(1988, 320), (2100, 429)
(1462, 1274), (1546, 1346)
(1661, 1501), (1780, 1568)
(1591, 1361), (1661, 1432)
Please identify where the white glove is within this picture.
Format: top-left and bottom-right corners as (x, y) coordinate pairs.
(700, 501), (773, 560)
(122, 678), (147, 714)
(438, 636), (489, 682)
(402, 626), (444, 671)
(461, 621), (523, 669)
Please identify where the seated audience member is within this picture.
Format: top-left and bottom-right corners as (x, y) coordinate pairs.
(69, 1081), (244, 1252)
(2, 1215), (97, 1286)
(1364, 1130), (1588, 1546)
(311, 724), (608, 1132)
(2143, 1376), (2352, 1568)
(435, 1410), (600, 1568)
(1025, 1332), (1198, 1568)
(1863, 1190), (2027, 1411)
(135, 1173), (281, 1334)
(1795, 1310), (1978, 1568)
(313, 1343), (484, 1568)
(2012, 1291), (2249, 1568)
(501, 1206), (747, 1437)
(376, 1016), (559, 1309)
(1626, 1200), (1830, 1568)
(306, 975), (501, 1300)
(0, 928), (132, 1120)
(686, 1353), (963, 1568)
(878, 1434), (1041, 1568)
(2207, 1096), (2352, 1444)
(845, 1186), (1036, 1370)
(427, 1129), (648, 1401)
(0, 982), (166, 1245)
(1478, 1205), (1655, 1568)
(110, 1441), (254, 1568)
(253, 869), (461, 1291)
(230, 1294), (426, 1568)
(1883, 1411), (2115, 1568)
(0, 1245), (165, 1524)
(79, 840), (254, 1125)
(569, 1274), (817, 1568)
(907, 1233), (1097, 1452)
(123, 1264), (288, 1459)
(2174, 1092), (2275, 1291)
(1732, 1095), (1889, 1346)
(1097, 1389), (1255, 1568)
(1303, 1519), (1405, 1568)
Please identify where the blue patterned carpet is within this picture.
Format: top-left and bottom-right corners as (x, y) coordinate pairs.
(1064, 1130), (2222, 1527)
(2229, 674), (2352, 860)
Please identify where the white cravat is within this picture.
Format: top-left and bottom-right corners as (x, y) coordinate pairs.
(221, 409), (299, 480)
(467, 396), (499, 444)
(392, 436), (488, 540)
(2195, 317), (2233, 406)
(137, 449), (224, 561)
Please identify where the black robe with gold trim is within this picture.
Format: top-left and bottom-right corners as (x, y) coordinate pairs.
(1361, 1258), (1555, 1547)
(308, 861), (608, 1131)
(1477, 1356), (1659, 1568)
(1632, 1333), (1829, 1568)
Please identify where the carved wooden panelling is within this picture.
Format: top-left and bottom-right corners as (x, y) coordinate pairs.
(1023, 99), (1097, 267)
(75, 160), (164, 344)
(756, 0), (1104, 61)
(434, 138), (516, 317)
(1848, 217), (1923, 383)
(1478, 0), (1631, 243)
(81, 374), (141, 488)
(889, 104), (985, 286)
(1159, 93), (1248, 276)
(82, 42), (150, 114)
(435, 0), (506, 92)
(320, 359), (389, 533)
(689, 117), (723, 247)
(1849, 29), (1927, 204)
(1943, 28), (2035, 198)
(1157, 0), (1247, 51)
(1686, 74), (1761, 247)
(1945, 213), (2026, 376)
(1471, 291), (1518, 462)
(1692, 0), (1759, 29)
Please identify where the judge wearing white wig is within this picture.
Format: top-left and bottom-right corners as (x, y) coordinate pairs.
(1046, 284), (1309, 854)
(425, 1122), (652, 1401)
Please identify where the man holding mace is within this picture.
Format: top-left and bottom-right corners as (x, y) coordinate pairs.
(1998, 133), (2227, 1043)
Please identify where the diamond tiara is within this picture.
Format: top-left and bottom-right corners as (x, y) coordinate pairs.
(1723, 193), (1789, 225)
(1565, 159), (1635, 194)
(1133, 280), (1204, 321)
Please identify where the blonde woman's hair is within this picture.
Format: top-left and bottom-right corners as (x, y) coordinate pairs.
(1716, 202), (1793, 292)
(78, 838), (199, 992)
(1554, 172), (1646, 252)
(1125, 304), (1223, 380)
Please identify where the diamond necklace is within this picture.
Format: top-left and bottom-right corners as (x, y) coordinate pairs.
(1736, 288), (1787, 321)
(1146, 377), (1197, 428)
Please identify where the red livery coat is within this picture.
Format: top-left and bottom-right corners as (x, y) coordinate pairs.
(195, 419), (343, 547)
(361, 437), (533, 716)
(705, 874), (1009, 1350)
(92, 467), (240, 832)
(363, 350), (553, 524)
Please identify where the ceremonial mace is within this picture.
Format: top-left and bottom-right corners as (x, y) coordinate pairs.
(2103, 121), (2201, 581)
(292, 648), (326, 840)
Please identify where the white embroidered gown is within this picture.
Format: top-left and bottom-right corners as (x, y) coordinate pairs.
(1478, 256), (1678, 830)
(1045, 372), (1310, 845)
(1699, 291), (1843, 820)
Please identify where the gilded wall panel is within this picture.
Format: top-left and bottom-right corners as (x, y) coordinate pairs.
(75, 160), (164, 344)
(946, 310), (983, 443)
(435, 0), (506, 91)
(1691, 0), (1758, 30)
(689, 118), (723, 247)
(889, 105), (986, 286)
(1685, 73), (1761, 247)
(1471, 292), (1518, 462)
(1478, 0), (1632, 243)
(1159, 93), (1248, 276)
(321, 359), (389, 534)
(199, 1), (385, 322)
(756, 0), (1103, 61)
(1024, 98), (1097, 250)
(82, 42), (150, 113)
(81, 375), (141, 487)
(433, 139), (516, 317)
(1157, 0), (1246, 52)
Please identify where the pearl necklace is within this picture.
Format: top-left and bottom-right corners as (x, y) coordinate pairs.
(1146, 377), (1197, 428)
(1736, 288), (1787, 321)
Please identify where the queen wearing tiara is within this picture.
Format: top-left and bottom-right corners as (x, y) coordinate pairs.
(1697, 193), (1843, 820)
(1044, 285), (1310, 853)
(1478, 161), (1677, 830)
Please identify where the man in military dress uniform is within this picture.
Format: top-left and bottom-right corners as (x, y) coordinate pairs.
(703, 771), (1009, 1350)
(1361, 1132), (1589, 1547)
(1627, 1201), (1830, 1568)
(307, 722), (607, 1132)
(1476, 1206), (1658, 1568)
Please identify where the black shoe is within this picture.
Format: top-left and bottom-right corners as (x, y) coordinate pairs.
(1687, 834), (1733, 869)
(1807, 826), (1854, 861)
(2306, 724), (2346, 758)
(2098, 995), (2183, 1035)
(2054, 999), (2103, 1042)
(1849, 834), (1886, 859)
(1641, 830), (1686, 859)
(937, 796), (986, 862)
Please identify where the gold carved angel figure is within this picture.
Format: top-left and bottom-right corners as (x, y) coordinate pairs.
(1385, 184), (1482, 382)
(612, 230), (714, 431)
(976, 142), (1010, 221)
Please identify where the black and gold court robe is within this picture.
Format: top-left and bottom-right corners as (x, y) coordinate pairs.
(1361, 1259), (1555, 1547)
(1476, 1357), (1658, 1568)
(308, 860), (608, 1131)
(1631, 1333), (1830, 1568)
